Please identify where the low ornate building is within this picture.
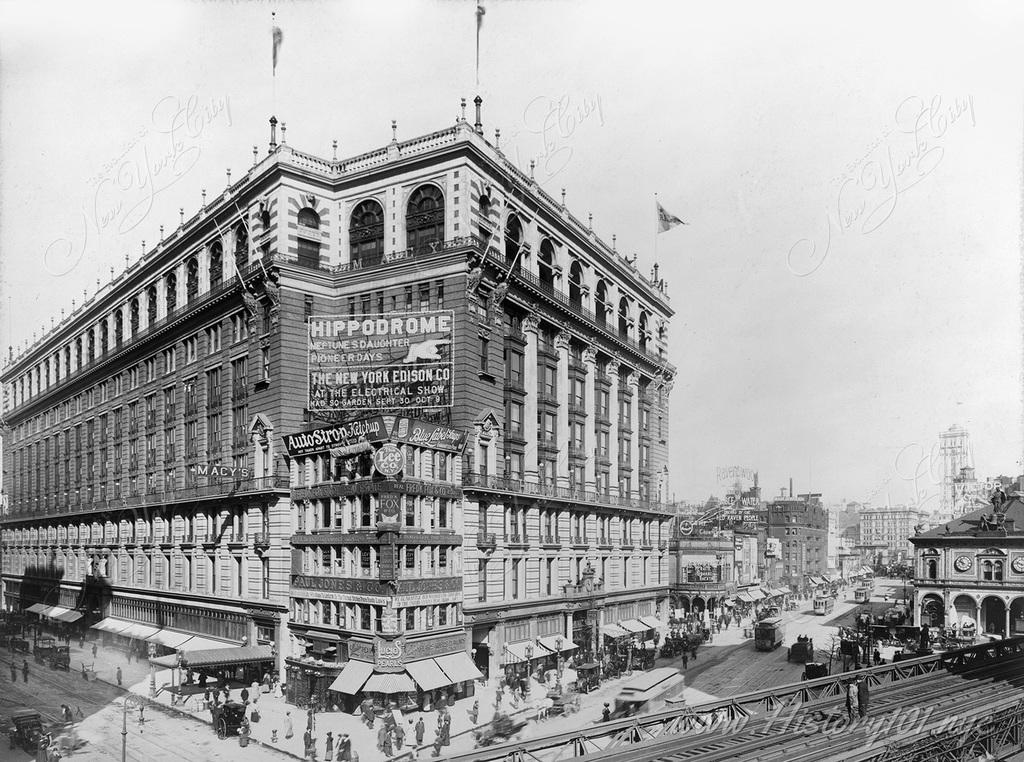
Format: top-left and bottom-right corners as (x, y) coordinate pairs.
(911, 489), (1024, 637)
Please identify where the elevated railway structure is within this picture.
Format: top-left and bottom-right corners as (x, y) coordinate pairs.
(446, 636), (1024, 762)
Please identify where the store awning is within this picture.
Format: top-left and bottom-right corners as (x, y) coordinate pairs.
(601, 624), (630, 639)
(770, 588), (786, 598)
(405, 659), (451, 692)
(503, 640), (544, 663)
(363, 672), (416, 694)
(435, 652), (483, 684)
(811, 576), (827, 586)
(746, 589), (765, 601)
(91, 618), (131, 635)
(46, 606), (84, 623)
(26, 603), (48, 614)
(860, 566), (873, 575)
(736, 592), (753, 603)
(778, 586), (792, 595)
(537, 635), (578, 654)
(176, 645), (274, 669)
(619, 619), (648, 634)
(178, 635), (237, 652)
(147, 630), (198, 649)
(639, 616), (665, 630)
(328, 660), (374, 694)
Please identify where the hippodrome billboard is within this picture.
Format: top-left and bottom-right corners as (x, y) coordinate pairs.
(308, 311), (454, 412)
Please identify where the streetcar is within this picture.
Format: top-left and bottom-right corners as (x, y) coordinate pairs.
(754, 617), (785, 651)
(854, 587), (871, 603)
(812, 596), (835, 616)
(610, 667), (685, 719)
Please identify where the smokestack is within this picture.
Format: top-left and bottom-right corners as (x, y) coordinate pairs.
(789, 478), (793, 498)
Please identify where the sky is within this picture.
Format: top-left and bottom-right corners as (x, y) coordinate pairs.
(1, 0), (1021, 510)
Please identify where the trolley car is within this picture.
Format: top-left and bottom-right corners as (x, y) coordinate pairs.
(754, 617), (785, 651)
(812, 596), (834, 616)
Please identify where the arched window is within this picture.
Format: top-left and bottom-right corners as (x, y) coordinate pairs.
(995, 561), (1004, 581)
(982, 560), (993, 581)
(75, 338), (82, 368)
(349, 199), (384, 267)
(130, 299), (140, 334)
(926, 559), (937, 579)
(53, 352), (60, 380)
(166, 272), (177, 313)
(146, 285), (158, 324)
(568, 260), (584, 307)
(505, 215), (523, 270)
(618, 297), (630, 338)
(538, 240), (556, 287)
(209, 243), (223, 288)
(186, 257), (199, 302)
(297, 208), (320, 229)
(296, 208), (322, 268)
(638, 311), (649, 350)
(100, 321), (108, 353)
(87, 328), (95, 360)
(595, 280), (609, 324)
(406, 185), (444, 251)
(64, 345), (71, 372)
(234, 225), (248, 270)
(114, 311), (123, 345)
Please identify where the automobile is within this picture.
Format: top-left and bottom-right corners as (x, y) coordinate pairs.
(48, 645), (71, 671)
(788, 636), (815, 662)
(574, 662), (601, 693)
(212, 701), (247, 739)
(802, 662), (829, 680)
(9, 637), (30, 654)
(8, 708), (44, 753)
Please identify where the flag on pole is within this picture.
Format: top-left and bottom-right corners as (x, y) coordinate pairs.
(476, 2), (486, 86)
(657, 201), (686, 233)
(272, 14), (283, 76)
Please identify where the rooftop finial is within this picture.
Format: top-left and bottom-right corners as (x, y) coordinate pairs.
(226, 168), (231, 187)
(391, 120), (397, 142)
(159, 225), (164, 241)
(280, 122), (286, 144)
(529, 160), (535, 180)
(495, 128), (501, 149)
(561, 188), (566, 208)
(473, 95), (483, 134)
(141, 240), (145, 256)
(201, 189), (206, 208)
(179, 208), (184, 227)
(461, 98), (467, 122)
(124, 253), (129, 269)
(332, 140), (338, 160)
(109, 267), (114, 279)
(588, 213), (593, 231)
(269, 115), (278, 152)
(253, 145), (258, 166)
(612, 235), (617, 252)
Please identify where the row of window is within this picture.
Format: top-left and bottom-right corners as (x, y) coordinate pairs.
(476, 554), (663, 601)
(291, 598), (461, 634)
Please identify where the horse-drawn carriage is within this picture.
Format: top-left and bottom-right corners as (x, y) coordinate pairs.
(574, 662), (601, 693)
(33, 637), (57, 664)
(7, 708), (43, 753)
(212, 701), (247, 739)
(788, 635), (815, 662)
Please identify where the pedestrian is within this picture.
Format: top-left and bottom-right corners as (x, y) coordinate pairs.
(22, 659), (29, 683)
(325, 731), (334, 759)
(251, 680), (261, 704)
(440, 716), (451, 746)
(873, 649), (882, 666)
(204, 688), (212, 708)
(394, 720), (405, 750)
(241, 687), (249, 703)
(92, 643), (97, 659)
(303, 728), (312, 754)
(857, 676), (869, 717)
(307, 707), (315, 732)
(845, 679), (859, 721)
(602, 702), (611, 722)
(415, 716), (425, 745)
(377, 723), (387, 752)
(382, 732), (393, 757)
(116, 666), (122, 686)
(285, 711), (294, 740)
(339, 733), (352, 761)
(127, 649), (132, 664)
(79, 636), (84, 649)
(691, 646), (697, 661)
(682, 651), (689, 669)
(468, 699), (479, 725)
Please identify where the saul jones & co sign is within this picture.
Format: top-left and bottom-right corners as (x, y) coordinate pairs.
(308, 311), (454, 411)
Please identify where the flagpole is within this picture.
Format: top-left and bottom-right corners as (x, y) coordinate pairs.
(654, 192), (659, 268)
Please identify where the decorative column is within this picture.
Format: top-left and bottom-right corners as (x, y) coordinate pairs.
(607, 359), (620, 497)
(155, 277), (167, 321)
(199, 244), (211, 294)
(1006, 602), (1012, 637)
(523, 314), (540, 483)
(629, 372), (641, 499)
(555, 329), (571, 488)
(582, 348), (598, 488)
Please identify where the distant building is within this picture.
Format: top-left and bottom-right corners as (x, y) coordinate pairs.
(767, 485), (828, 593)
(940, 425), (972, 515)
(668, 526), (735, 615)
(952, 466), (985, 516)
(858, 504), (929, 564)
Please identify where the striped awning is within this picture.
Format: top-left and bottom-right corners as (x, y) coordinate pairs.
(405, 658), (451, 691)
(91, 618), (133, 635)
(176, 645), (273, 668)
(435, 652), (483, 684)
(363, 672), (416, 694)
(746, 589), (765, 601)
(619, 619), (648, 634)
(26, 603), (48, 614)
(639, 616), (665, 630)
(537, 635), (578, 654)
(328, 660), (373, 694)
(503, 640), (542, 663)
(601, 624), (630, 639)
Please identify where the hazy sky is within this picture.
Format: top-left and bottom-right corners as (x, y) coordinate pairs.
(2, 1), (1021, 509)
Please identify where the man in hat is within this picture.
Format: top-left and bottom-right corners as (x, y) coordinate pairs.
(338, 733), (351, 761)
(394, 719), (405, 750)
(415, 715), (425, 745)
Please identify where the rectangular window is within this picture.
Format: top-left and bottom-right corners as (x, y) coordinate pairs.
(231, 313), (250, 343)
(508, 351), (523, 386)
(206, 368), (221, 407)
(404, 285), (413, 310)
(206, 324), (221, 354)
(162, 347), (176, 374)
(436, 281), (445, 309)
(184, 336), (197, 364)
(260, 347), (270, 381)
(419, 283), (430, 310)
(479, 336), (489, 372)
(511, 559), (520, 599)
(145, 358), (156, 383)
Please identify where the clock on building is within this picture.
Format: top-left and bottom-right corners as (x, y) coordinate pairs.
(1012, 557), (1024, 574)
(954, 556), (972, 572)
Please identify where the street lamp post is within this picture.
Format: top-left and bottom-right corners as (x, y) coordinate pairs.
(121, 694), (145, 762)
(148, 642), (157, 697)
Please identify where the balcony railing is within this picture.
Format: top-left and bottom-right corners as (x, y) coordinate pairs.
(563, 581), (604, 598)
(571, 535), (587, 547)
(271, 235), (483, 277)
(463, 472), (672, 515)
(252, 532), (270, 546)
(508, 534), (528, 548)
(542, 534), (561, 547)
(478, 533), (496, 549)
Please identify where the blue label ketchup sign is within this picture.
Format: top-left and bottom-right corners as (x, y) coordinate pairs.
(373, 443), (404, 477)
